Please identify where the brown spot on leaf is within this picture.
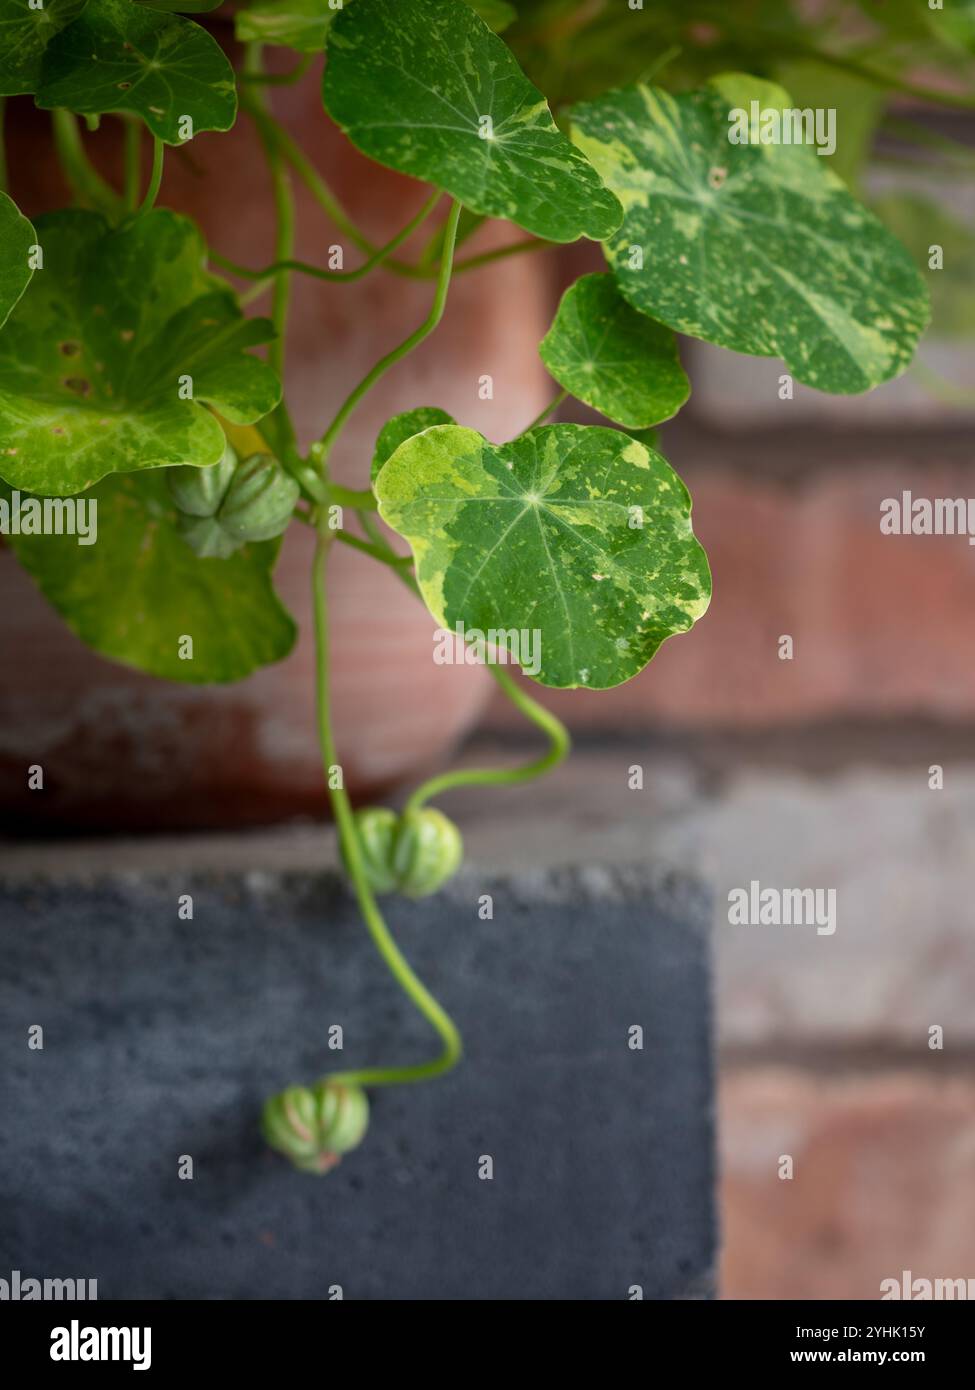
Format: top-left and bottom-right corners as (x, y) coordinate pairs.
(62, 377), (90, 396)
(51, 427), (66, 436)
(59, 341), (81, 357)
(120, 329), (135, 342)
(708, 166), (727, 190)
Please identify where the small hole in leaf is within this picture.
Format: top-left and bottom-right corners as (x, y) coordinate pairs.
(708, 166), (727, 190)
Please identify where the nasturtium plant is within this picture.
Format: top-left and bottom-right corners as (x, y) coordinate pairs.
(323, 0), (623, 243)
(35, 0), (237, 142)
(570, 74), (931, 393)
(0, 0), (953, 1176)
(0, 209), (279, 495)
(539, 273), (689, 428)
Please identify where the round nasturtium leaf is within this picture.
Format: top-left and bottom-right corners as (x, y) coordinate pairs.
(375, 422), (711, 690)
(35, 0), (236, 144)
(2, 472), (297, 683)
(0, 191), (36, 331)
(323, 0), (622, 244)
(0, 0), (88, 96)
(0, 209), (280, 497)
(570, 74), (931, 394)
(539, 273), (689, 428)
(371, 407), (455, 483)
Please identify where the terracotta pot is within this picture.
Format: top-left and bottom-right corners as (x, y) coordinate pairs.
(0, 49), (553, 831)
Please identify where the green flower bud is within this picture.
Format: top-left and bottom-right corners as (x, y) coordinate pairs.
(166, 441), (238, 518)
(393, 807), (463, 898)
(217, 453), (300, 542)
(262, 1080), (369, 1175)
(347, 807), (400, 895)
(176, 513), (241, 559)
(347, 806), (463, 899)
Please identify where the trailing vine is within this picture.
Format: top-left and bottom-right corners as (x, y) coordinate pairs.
(0, 0), (957, 1173)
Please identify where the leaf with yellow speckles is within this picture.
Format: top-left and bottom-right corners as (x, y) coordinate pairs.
(540, 272), (689, 427)
(0, 209), (280, 497)
(375, 422), (710, 689)
(1, 471), (296, 682)
(34, 0), (236, 142)
(322, 0), (622, 244)
(570, 73), (930, 394)
(372, 407), (455, 483)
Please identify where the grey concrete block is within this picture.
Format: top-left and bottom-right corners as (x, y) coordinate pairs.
(0, 867), (715, 1301)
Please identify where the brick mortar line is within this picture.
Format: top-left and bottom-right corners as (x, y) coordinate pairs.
(720, 1045), (975, 1076)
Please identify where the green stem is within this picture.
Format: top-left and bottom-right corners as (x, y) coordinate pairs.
(405, 666), (570, 813)
(209, 190), (441, 286)
(134, 136), (164, 216)
(51, 109), (123, 217)
(243, 44), (301, 475)
(360, 510), (389, 551)
(523, 388), (568, 433)
(239, 54), (313, 86)
(241, 92), (375, 256)
(326, 483), (378, 511)
(452, 237), (550, 276)
(911, 360), (975, 406)
(311, 532), (462, 1089)
(334, 529), (412, 567)
(122, 118), (142, 210)
(312, 200), (463, 471)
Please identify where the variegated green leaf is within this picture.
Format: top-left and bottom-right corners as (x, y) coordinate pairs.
(570, 74), (930, 394)
(371, 406), (455, 483)
(2, 472), (296, 683)
(323, 0), (622, 244)
(375, 422), (710, 689)
(35, 0), (236, 143)
(0, 0), (88, 96)
(0, 191), (35, 330)
(539, 272), (688, 428)
(0, 209), (280, 497)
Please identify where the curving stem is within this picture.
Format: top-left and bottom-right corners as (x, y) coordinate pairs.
(310, 529), (462, 1089)
(405, 666), (570, 813)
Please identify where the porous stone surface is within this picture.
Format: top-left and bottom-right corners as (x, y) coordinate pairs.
(0, 866), (714, 1301)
